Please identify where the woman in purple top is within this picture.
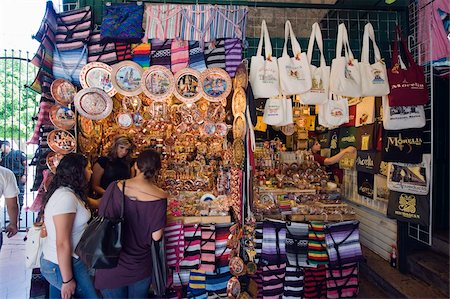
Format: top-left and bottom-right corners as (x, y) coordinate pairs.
(95, 149), (167, 298)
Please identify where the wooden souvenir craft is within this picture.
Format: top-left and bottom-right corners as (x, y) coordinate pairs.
(77, 133), (96, 154)
(232, 87), (246, 116)
(111, 61), (144, 96)
(229, 256), (246, 276)
(201, 121), (216, 136)
(234, 62), (248, 90)
(281, 124), (295, 136)
(74, 87), (113, 120)
(49, 105), (75, 130)
(50, 79), (76, 107)
(122, 96), (142, 112)
(79, 62), (116, 96)
(78, 116), (96, 138)
(232, 139), (245, 168)
(205, 102), (226, 122)
(215, 122), (229, 137)
(47, 129), (76, 155)
(227, 276), (241, 299)
(141, 66), (175, 102)
(233, 113), (246, 140)
(173, 68), (202, 104)
(46, 151), (64, 174)
(179, 103), (203, 125)
(199, 68), (232, 102)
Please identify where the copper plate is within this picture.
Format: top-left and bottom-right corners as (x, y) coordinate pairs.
(141, 65), (175, 102)
(47, 129), (76, 154)
(227, 276), (241, 299)
(234, 62), (248, 90)
(49, 105), (75, 130)
(46, 151), (65, 174)
(173, 68), (202, 104)
(122, 96), (142, 112)
(74, 87), (113, 120)
(232, 87), (246, 116)
(215, 122), (228, 137)
(199, 67), (232, 102)
(50, 79), (76, 106)
(233, 113), (246, 140)
(111, 61), (144, 96)
(79, 62), (116, 97)
(116, 112), (133, 128)
(79, 116), (95, 137)
(78, 133), (96, 154)
(229, 256), (246, 276)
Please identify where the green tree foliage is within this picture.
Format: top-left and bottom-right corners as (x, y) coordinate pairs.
(0, 54), (39, 140)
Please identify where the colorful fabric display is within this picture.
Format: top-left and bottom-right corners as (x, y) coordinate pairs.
(224, 38), (242, 77)
(34, 1), (57, 43)
(180, 4), (215, 44)
(199, 224), (216, 273)
(87, 30), (118, 65)
(254, 222), (263, 265)
(132, 43), (151, 68)
(188, 270), (207, 299)
(285, 222), (310, 267)
(283, 266), (305, 299)
(324, 220), (363, 268)
(204, 39), (226, 69)
(180, 224), (202, 270)
(326, 263), (359, 298)
(307, 221), (329, 265)
(31, 47), (53, 84)
(165, 221), (185, 272)
(262, 263), (286, 299)
(172, 269), (190, 286)
(150, 39), (172, 69)
(205, 266), (231, 298)
(261, 220), (287, 266)
(171, 39), (189, 74)
(211, 5), (248, 41)
(52, 45), (87, 85)
(189, 41), (207, 72)
(37, 25), (57, 55)
(250, 268), (264, 299)
(215, 224), (232, 268)
(55, 7), (92, 52)
(28, 101), (53, 145)
(114, 42), (133, 61)
(303, 266), (327, 299)
(100, 3), (144, 44)
(143, 4), (182, 41)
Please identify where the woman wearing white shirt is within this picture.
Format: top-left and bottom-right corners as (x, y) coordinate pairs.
(40, 153), (98, 299)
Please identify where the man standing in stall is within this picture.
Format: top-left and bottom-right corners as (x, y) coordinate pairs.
(0, 166), (19, 250)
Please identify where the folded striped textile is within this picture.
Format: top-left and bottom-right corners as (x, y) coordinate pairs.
(204, 39), (226, 70)
(303, 266), (327, 299)
(307, 221), (329, 265)
(28, 101), (54, 145)
(254, 222), (263, 265)
(180, 4), (215, 44)
(224, 38), (242, 77)
(114, 42), (133, 61)
(188, 270), (207, 299)
(285, 222), (311, 268)
(30, 52), (54, 93)
(199, 224), (216, 273)
(180, 224), (202, 270)
(282, 266), (305, 299)
(214, 224), (232, 269)
(34, 1), (57, 43)
(249, 268), (263, 299)
(172, 269), (190, 287)
(165, 221), (185, 273)
(87, 30), (118, 65)
(143, 4), (182, 41)
(324, 220), (363, 267)
(211, 5), (248, 42)
(188, 41), (207, 72)
(150, 39), (172, 69)
(326, 262), (359, 298)
(262, 263), (286, 299)
(205, 266), (231, 298)
(55, 6), (92, 51)
(132, 43), (151, 69)
(52, 45), (87, 86)
(261, 220), (287, 266)
(171, 39), (189, 74)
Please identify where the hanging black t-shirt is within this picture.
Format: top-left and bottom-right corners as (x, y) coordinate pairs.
(97, 156), (132, 190)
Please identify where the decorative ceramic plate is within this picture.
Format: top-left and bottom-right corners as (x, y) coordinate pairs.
(122, 96), (142, 112)
(205, 102), (226, 122)
(46, 151), (64, 174)
(173, 68), (202, 104)
(233, 113), (246, 140)
(49, 105), (75, 130)
(179, 103), (203, 125)
(215, 122), (229, 137)
(200, 193), (216, 202)
(199, 68), (232, 102)
(202, 121), (216, 136)
(232, 139), (245, 168)
(50, 79), (76, 106)
(47, 129), (76, 154)
(232, 87), (246, 116)
(116, 112), (133, 128)
(149, 101), (168, 122)
(141, 65), (174, 102)
(74, 87), (113, 120)
(229, 256), (246, 276)
(227, 276), (241, 299)
(79, 62), (116, 96)
(111, 61), (144, 96)
(233, 62), (248, 90)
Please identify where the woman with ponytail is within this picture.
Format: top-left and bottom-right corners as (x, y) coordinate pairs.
(95, 149), (167, 298)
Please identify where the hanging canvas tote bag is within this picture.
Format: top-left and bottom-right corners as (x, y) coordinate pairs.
(330, 23), (362, 97)
(382, 96), (426, 130)
(323, 94), (350, 127)
(278, 20), (312, 96)
(388, 26), (428, 107)
(278, 96), (294, 126)
(100, 3), (145, 44)
(262, 95), (284, 126)
(301, 22), (330, 105)
(249, 20), (280, 99)
(25, 216), (46, 269)
(360, 23), (390, 96)
(355, 96), (375, 127)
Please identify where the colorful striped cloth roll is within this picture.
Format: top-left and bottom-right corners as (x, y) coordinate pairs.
(261, 220), (287, 266)
(165, 221), (185, 273)
(204, 39), (226, 69)
(171, 39), (189, 74)
(114, 42), (133, 61)
(150, 39), (172, 69)
(326, 262), (359, 298)
(143, 4), (182, 41)
(214, 223), (232, 268)
(52, 45), (87, 86)
(55, 7), (92, 51)
(179, 4), (215, 44)
(285, 222), (311, 268)
(224, 38), (242, 77)
(282, 266), (305, 299)
(200, 224), (216, 273)
(324, 220), (363, 267)
(189, 41), (207, 72)
(262, 263), (286, 299)
(172, 269), (190, 286)
(87, 30), (118, 65)
(180, 224), (202, 270)
(307, 221), (329, 265)
(34, 1), (57, 43)
(31, 44), (54, 76)
(205, 266), (231, 298)
(211, 5), (248, 42)
(250, 268), (264, 299)
(303, 266), (327, 299)
(35, 25), (56, 55)
(188, 270), (207, 299)
(132, 43), (151, 69)
(254, 222), (263, 265)
(28, 101), (54, 145)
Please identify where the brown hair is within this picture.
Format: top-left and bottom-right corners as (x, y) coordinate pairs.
(308, 137), (319, 151)
(107, 135), (134, 160)
(136, 149), (161, 180)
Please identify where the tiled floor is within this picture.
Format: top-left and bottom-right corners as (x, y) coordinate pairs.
(0, 232), (31, 298)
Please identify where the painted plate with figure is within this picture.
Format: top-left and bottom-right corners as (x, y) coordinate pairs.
(79, 62), (116, 97)
(200, 68), (232, 102)
(141, 66), (174, 102)
(50, 79), (77, 107)
(111, 61), (144, 96)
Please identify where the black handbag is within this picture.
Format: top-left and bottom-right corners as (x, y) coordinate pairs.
(151, 237), (167, 297)
(75, 180), (125, 269)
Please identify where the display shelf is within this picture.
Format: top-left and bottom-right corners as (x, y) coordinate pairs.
(257, 186), (317, 194)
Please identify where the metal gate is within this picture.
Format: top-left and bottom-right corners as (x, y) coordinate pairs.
(0, 50), (39, 231)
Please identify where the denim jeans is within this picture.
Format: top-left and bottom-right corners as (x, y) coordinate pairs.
(40, 255), (99, 298)
(101, 276), (152, 298)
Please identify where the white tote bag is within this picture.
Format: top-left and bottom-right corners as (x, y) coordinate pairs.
(323, 93), (349, 127)
(263, 96), (284, 125)
(249, 20), (280, 99)
(355, 96), (375, 127)
(317, 100), (332, 128)
(301, 22), (330, 105)
(278, 96), (294, 126)
(278, 20), (311, 96)
(382, 96), (426, 130)
(360, 23), (390, 96)
(25, 224), (45, 268)
(330, 23), (362, 97)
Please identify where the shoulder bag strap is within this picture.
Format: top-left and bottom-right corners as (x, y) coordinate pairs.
(256, 20), (272, 59)
(362, 22), (382, 63)
(282, 20), (302, 58)
(120, 180), (125, 220)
